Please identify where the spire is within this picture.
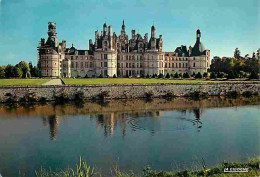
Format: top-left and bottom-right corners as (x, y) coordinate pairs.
(196, 29), (201, 41)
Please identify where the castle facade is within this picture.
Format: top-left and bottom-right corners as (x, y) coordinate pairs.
(38, 21), (210, 78)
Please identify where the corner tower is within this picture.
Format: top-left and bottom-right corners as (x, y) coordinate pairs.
(38, 22), (65, 78)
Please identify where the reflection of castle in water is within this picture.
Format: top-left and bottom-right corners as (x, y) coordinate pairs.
(42, 115), (59, 140)
(40, 107), (203, 139)
(91, 111), (163, 136)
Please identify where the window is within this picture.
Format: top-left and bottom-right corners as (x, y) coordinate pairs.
(126, 63), (128, 68)
(81, 62), (83, 68)
(132, 55), (135, 60)
(101, 54), (103, 59)
(165, 63), (167, 68)
(176, 63), (178, 68)
(76, 62), (78, 68)
(90, 62), (93, 68)
(76, 56), (78, 60)
(183, 63), (185, 67)
(186, 63), (187, 67)
(104, 54), (108, 59)
(104, 62), (107, 67)
(71, 56), (73, 60)
(172, 63), (174, 68)
(132, 63), (135, 68)
(193, 63), (195, 67)
(104, 70), (107, 76)
(101, 62), (103, 67)
(179, 63), (181, 68)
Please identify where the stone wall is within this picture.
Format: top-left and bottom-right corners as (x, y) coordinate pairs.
(0, 82), (259, 102)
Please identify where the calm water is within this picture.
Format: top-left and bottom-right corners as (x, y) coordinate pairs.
(0, 97), (259, 176)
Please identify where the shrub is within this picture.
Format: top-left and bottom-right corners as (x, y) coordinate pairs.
(170, 73), (174, 78)
(97, 91), (110, 100)
(145, 91), (154, 99)
(210, 72), (217, 79)
(165, 73), (170, 79)
(195, 72), (202, 79)
(178, 73), (182, 78)
(163, 92), (175, 99)
(242, 91), (253, 97)
(158, 73), (164, 78)
(146, 74), (150, 78)
(84, 74), (89, 78)
(183, 72), (190, 78)
(226, 91), (239, 98)
(99, 74), (103, 78)
(203, 72), (208, 78)
(227, 70), (235, 79)
(151, 74), (156, 78)
(113, 74), (117, 78)
(54, 91), (69, 103)
(249, 71), (259, 79)
(217, 72), (225, 78)
(174, 72), (179, 78)
(74, 91), (85, 102)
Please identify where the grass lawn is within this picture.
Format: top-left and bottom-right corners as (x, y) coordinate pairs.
(62, 78), (255, 85)
(0, 79), (51, 86)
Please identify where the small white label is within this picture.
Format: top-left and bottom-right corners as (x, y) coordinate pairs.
(224, 167), (248, 173)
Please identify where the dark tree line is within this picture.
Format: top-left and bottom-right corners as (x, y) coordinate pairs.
(210, 48), (260, 79)
(0, 61), (41, 79)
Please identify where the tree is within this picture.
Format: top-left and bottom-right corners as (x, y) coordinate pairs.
(4, 64), (15, 78)
(249, 71), (259, 79)
(203, 72), (208, 78)
(217, 72), (225, 78)
(16, 61), (30, 78)
(165, 73), (170, 79)
(158, 73), (164, 78)
(13, 67), (23, 78)
(252, 52), (256, 60)
(174, 72), (179, 78)
(234, 48), (241, 59)
(227, 70), (235, 79)
(183, 72), (190, 78)
(210, 72), (216, 79)
(0, 66), (5, 78)
(195, 72), (202, 79)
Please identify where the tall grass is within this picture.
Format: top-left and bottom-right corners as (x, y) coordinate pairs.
(34, 157), (260, 177)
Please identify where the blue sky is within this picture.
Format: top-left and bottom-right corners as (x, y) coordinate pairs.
(0, 0), (259, 65)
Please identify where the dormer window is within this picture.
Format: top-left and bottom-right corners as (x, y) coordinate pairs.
(75, 51), (78, 55)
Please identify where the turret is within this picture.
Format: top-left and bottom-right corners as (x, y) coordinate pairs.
(151, 25), (156, 38)
(108, 25), (112, 36)
(121, 19), (125, 32)
(196, 29), (201, 41)
(103, 23), (107, 36)
(48, 22), (57, 37)
(131, 29), (135, 39)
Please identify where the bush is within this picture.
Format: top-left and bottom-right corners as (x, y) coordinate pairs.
(203, 72), (208, 78)
(178, 73), (182, 78)
(249, 71), (259, 79)
(227, 70), (235, 79)
(145, 91), (154, 99)
(84, 74), (89, 78)
(174, 72), (179, 79)
(113, 74), (117, 78)
(165, 73), (170, 79)
(217, 72), (225, 78)
(151, 74), (156, 78)
(170, 73), (174, 78)
(210, 72), (217, 79)
(146, 74), (150, 78)
(183, 72), (190, 78)
(195, 72), (202, 79)
(158, 73), (164, 78)
(74, 91), (85, 102)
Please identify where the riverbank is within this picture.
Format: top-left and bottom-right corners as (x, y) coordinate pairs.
(0, 81), (259, 103)
(34, 157), (260, 177)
